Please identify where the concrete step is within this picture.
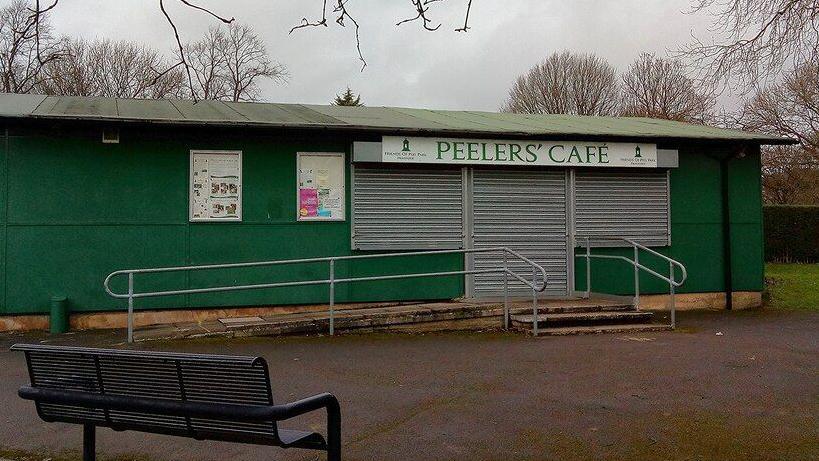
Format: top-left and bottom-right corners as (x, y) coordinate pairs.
(508, 303), (634, 315)
(528, 323), (672, 336)
(134, 302), (507, 342)
(511, 310), (653, 327)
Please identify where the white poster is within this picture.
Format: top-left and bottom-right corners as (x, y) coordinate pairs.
(382, 136), (658, 168)
(190, 150), (242, 221)
(297, 152), (345, 221)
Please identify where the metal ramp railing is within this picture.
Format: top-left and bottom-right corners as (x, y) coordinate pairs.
(576, 236), (688, 329)
(104, 247), (549, 343)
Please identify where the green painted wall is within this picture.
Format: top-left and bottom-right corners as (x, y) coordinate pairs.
(0, 124), (764, 316)
(573, 145), (764, 295)
(727, 145), (764, 291)
(1, 128), (7, 312)
(0, 125), (462, 315)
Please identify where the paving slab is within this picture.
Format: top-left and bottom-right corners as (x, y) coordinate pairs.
(0, 309), (817, 461)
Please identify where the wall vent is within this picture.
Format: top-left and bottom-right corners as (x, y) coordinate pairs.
(102, 128), (120, 144)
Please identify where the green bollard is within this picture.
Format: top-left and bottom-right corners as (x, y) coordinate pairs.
(50, 296), (69, 334)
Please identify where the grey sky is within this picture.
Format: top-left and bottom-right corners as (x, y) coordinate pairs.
(42, 0), (723, 110)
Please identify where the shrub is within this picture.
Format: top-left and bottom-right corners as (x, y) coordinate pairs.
(764, 205), (819, 263)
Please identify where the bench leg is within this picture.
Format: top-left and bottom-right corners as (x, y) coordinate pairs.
(83, 423), (96, 461)
(327, 403), (341, 461)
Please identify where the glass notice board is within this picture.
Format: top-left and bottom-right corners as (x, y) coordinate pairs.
(189, 150), (242, 222)
(297, 152), (345, 221)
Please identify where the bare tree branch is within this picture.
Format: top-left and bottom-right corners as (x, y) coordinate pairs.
(11, 0), (478, 92)
(501, 51), (621, 116)
(678, 0), (819, 93)
(396, 1), (442, 31)
(289, 0), (475, 71)
(38, 38), (185, 98)
(333, 0), (366, 71)
(177, 0), (234, 24)
(289, 0), (329, 33)
(1, 0), (63, 93)
(183, 24), (287, 102)
(455, 0), (473, 32)
(157, 0), (235, 101)
(620, 53), (716, 123)
(30, 0), (60, 64)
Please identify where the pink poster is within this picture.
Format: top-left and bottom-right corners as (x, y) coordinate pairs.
(299, 188), (318, 217)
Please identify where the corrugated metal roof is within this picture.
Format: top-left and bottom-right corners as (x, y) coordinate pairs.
(0, 93), (794, 144)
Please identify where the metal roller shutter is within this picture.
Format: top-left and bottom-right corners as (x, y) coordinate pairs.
(471, 169), (569, 296)
(352, 166), (464, 250)
(575, 170), (670, 247)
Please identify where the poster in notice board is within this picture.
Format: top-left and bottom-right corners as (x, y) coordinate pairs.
(297, 152), (345, 221)
(189, 150), (242, 221)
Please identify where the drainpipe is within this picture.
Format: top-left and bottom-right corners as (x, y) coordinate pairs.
(720, 154), (733, 311)
(718, 144), (748, 311)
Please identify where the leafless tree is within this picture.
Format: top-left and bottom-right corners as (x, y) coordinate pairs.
(740, 63), (819, 204)
(183, 24), (287, 102)
(0, 0), (62, 93)
(500, 51), (620, 116)
(15, 0), (476, 98)
(678, 0), (819, 92)
(620, 53), (715, 123)
(741, 63), (819, 153)
(39, 38), (184, 98)
(759, 145), (819, 204)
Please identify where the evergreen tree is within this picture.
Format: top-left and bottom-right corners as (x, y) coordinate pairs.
(333, 87), (363, 106)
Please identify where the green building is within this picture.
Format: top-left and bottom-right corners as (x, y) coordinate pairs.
(0, 93), (792, 332)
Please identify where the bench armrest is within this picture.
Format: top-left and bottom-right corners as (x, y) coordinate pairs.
(19, 386), (341, 460)
(266, 392), (340, 420)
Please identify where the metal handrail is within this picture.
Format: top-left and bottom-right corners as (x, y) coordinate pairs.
(576, 236), (688, 329)
(104, 247), (549, 343)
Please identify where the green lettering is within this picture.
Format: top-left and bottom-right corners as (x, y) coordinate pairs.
(585, 146), (597, 163)
(467, 142), (480, 161)
(599, 146), (609, 163)
(494, 143), (507, 161)
(481, 143), (492, 161)
(453, 142), (465, 160)
(548, 145), (565, 163)
(568, 146), (583, 163)
(509, 144), (524, 162)
(525, 144), (538, 162)
(436, 141), (451, 160)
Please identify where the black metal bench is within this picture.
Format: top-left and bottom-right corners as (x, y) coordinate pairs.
(12, 344), (341, 461)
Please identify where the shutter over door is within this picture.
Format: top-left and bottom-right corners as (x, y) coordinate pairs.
(575, 170), (670, 247)
(352, 166), (463, 250)
(472, 169), (568, 296)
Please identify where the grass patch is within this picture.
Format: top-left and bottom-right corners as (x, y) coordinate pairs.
(765, 263), (819, 310)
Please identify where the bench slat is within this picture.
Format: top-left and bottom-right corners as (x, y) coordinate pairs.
(14, 344), (281, 444)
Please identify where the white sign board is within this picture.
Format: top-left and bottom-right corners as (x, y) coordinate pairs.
(382, 136), (657, 168)
(297, 152), (345, 221)
(189, 150), (242, 221)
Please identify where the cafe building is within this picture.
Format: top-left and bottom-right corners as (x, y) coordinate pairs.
(0, 93), (792, 332)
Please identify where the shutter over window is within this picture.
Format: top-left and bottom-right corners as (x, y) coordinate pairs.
(575, 170), (670, 247)
(352, 166), (463, 250)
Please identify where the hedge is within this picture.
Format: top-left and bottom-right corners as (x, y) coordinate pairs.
(763, 205), (819, 263)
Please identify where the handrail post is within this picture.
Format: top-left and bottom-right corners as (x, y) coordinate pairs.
(633, 245), (640, 310)
(329, 259), (335, 336)
(669, 262), (676, 329)
(503, 250), (509, 330)
(532, 267), (539, 336)
(585, 236), (591, 298)
(127, 272), (134, 344)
